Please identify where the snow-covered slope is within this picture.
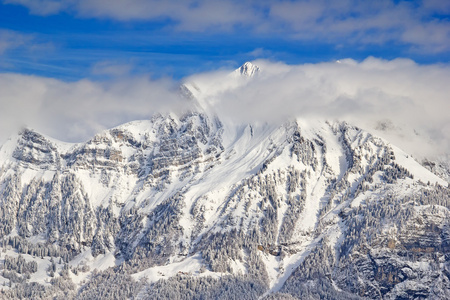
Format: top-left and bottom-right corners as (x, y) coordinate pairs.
(0, 63), (449, 299)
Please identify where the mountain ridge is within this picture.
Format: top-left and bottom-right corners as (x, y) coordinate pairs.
(0, 63), (449, 299)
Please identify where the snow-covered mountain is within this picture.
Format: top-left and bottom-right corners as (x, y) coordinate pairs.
(0, 63), (449, 299)
(234, 61), (261, 77)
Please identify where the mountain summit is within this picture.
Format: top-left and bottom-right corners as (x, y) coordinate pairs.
(235, 61), (261, 77)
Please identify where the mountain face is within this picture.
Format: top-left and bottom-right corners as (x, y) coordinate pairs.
(0, 64), (449, 299)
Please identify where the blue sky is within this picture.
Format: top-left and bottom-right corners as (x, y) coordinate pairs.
(1, 0), (449, 80)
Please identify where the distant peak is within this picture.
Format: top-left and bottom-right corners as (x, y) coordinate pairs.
(235, 62), (260, 77)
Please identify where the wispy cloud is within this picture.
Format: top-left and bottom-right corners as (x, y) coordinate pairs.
(4, 0), (450, 53)
(3, 0), (68, 15)
(91, 60), (133, 77)
(0, 29), (33, 54)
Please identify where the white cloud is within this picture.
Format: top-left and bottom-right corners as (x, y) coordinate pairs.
(422, 0), (450, 14)
(184, 58), (450, 159)
(0, 57), (449, 160)
(402, 21), (450, 53)
(0, 73), (185, 143)
(0, 30), (56, 64)
(3, 0), (69, 15)
(0, 30), (33, 54)
(91, 61), (133, 77)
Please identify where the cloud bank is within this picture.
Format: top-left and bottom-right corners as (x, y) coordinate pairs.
(4, 0), (450, 54)
(185, 57), (450, 159)
(0, 57), (449, 160)
(0, 74), (184, 143)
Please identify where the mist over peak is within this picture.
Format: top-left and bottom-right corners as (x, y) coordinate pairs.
(185, 58), (450, 159)
(1, 57), (449, 160)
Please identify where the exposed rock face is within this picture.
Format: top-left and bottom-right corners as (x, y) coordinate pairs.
(0, 114), (449, 298)
(12, 129), (60, 168)
(423, 156), (450, 183)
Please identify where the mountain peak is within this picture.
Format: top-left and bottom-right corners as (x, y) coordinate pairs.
(235, 61), (260, 77)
